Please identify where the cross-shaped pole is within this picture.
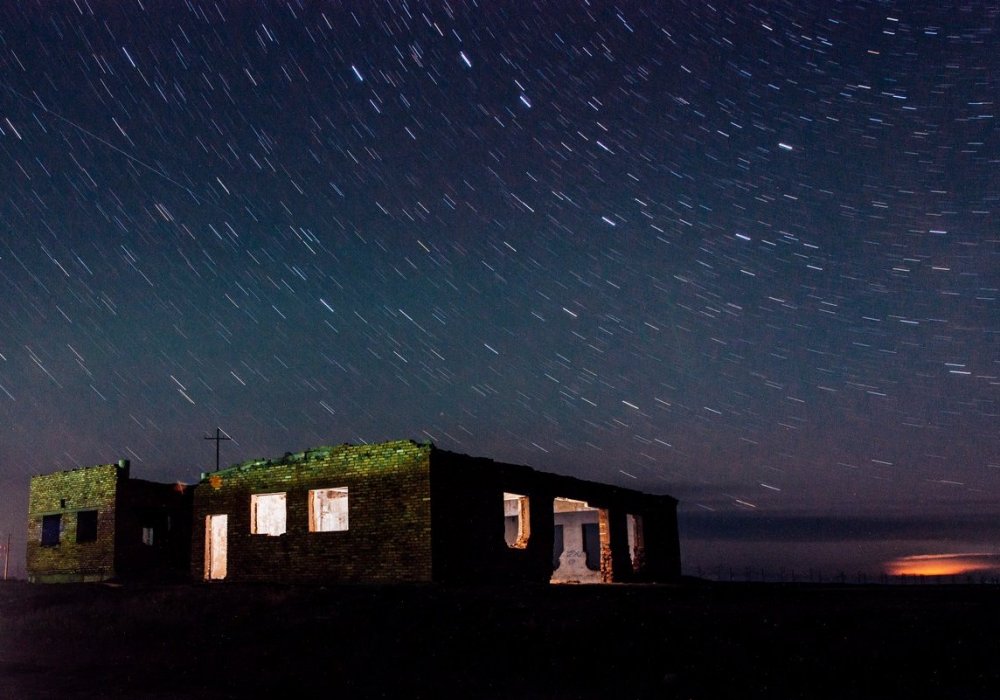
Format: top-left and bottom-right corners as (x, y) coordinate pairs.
(204, 427), (232, 472)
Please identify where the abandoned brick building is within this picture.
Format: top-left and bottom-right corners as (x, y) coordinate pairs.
(26, 440), (680, 584)
(26, 460), (192, 583)
(193, 440), (680, 584)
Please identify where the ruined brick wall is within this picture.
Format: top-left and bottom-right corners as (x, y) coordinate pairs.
(429, 452), (511, 583)
(115, 479), (194, 580)
(26, 464), (123, 583)
(639, 496), (682, 581)
(191, 440), (433, 583)
(430, 451), (558, 583)
(430, 450), (681, 584)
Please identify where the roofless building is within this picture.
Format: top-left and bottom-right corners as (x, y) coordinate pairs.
(193, 440), (680, 584)
(26, 440), (680, 585)
(25, 460), (192, 583)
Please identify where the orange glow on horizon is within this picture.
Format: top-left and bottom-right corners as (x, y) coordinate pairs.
(884, 553), (999, 577)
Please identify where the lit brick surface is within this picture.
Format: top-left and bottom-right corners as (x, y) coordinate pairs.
(26, 464), (121, 583)
(192, 440), (433, 583)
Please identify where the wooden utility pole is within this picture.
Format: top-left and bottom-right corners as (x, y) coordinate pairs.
(3, 533), (9, 581)
(204, 427), (232, 472)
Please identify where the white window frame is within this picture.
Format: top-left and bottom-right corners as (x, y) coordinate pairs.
(309, 487), (349, 532)
(250, 492), (287, 536)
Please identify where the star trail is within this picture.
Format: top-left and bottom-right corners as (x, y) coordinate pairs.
(1, 1), (997, 578)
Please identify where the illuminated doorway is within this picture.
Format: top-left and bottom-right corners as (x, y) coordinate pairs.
(550, 498), (605, 583)
(204, 514), (228, 580)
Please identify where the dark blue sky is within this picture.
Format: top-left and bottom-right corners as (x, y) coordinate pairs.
(1, 1), (997, 579)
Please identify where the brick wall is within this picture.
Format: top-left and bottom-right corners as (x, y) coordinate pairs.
(430, 451), (557, 583)
(115, 479), (194, 580)
(26, 463), (123, 583)
(191, 440), (433, 583)
(638, 496), (682, 581)
(27, 441), (678, 586)
(430, 449), (681, 584)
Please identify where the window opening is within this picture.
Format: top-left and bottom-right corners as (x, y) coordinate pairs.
(251, 493), (287, 536)
(309, 487), (349, 532)
(41, 514), (61, 546)
(627, 513), (645, 573)
(76, 510), (98, 543)
(503, 492), (530, 548)
(142, 527), (155, 546)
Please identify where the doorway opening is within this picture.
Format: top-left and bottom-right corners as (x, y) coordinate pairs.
(204, 514), (228, 580)
(550, 498), (607, 583)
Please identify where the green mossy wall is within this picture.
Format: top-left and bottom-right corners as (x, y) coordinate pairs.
(192, 440), (433, 583)
(26, 464), (122, 582)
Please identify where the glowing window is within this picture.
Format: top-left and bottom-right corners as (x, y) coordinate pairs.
(251, 493), (286, 536)
(309, 487), (349, 532)
(503, 492), (531, 549)
(142, 527), (155, 546)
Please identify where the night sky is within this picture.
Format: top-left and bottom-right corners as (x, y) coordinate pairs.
(1, 1), (997, 579)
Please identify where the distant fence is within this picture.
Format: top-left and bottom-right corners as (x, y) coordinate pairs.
(690, 566), (1000, 585)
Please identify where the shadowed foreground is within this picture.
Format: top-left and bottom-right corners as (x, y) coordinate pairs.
(1, 581), (999, 699)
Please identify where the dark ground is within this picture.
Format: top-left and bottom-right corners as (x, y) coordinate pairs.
(1, 580), (999, 699)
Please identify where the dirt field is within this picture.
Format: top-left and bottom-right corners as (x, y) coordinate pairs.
(2, 580), (999, 699)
